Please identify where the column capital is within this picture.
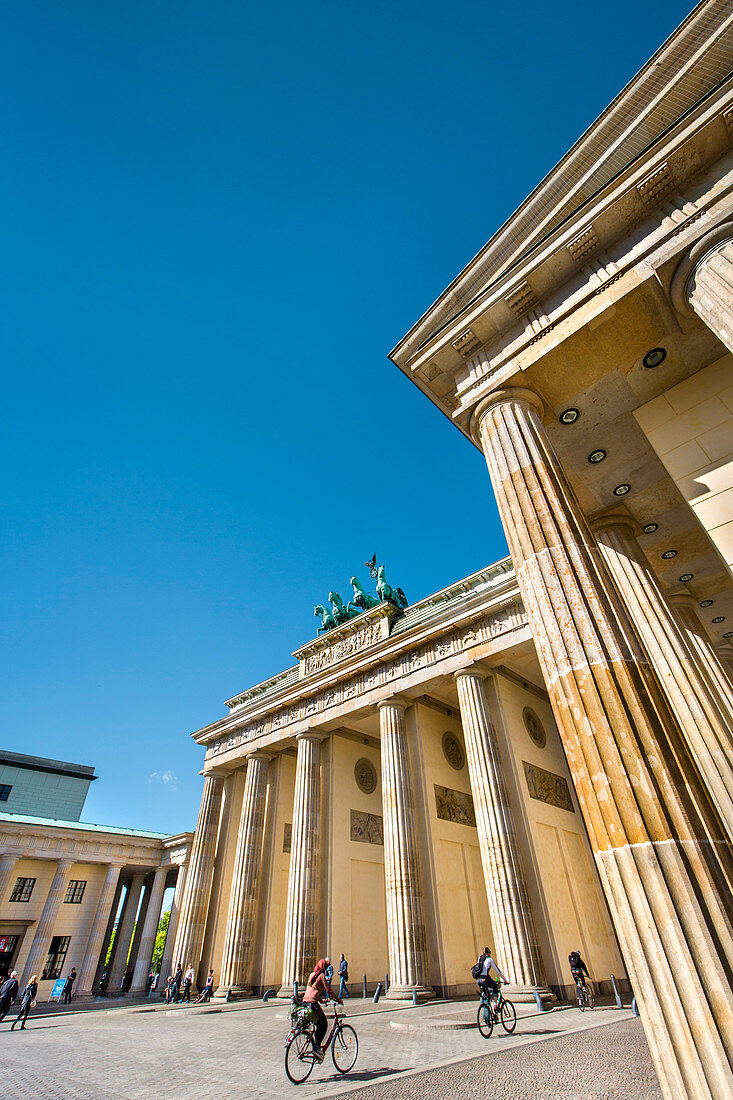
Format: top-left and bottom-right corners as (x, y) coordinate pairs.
(670, 218), (733, 317)
(56, 859), (76, 872)
(202, 767), (227, 780)
(245, 749), (275, 762)
(294, 731), (326, 744)
(667, 592), (699, 612)
(589, 509), (640, 538)
(452, 665), (489, 684)
(376, 696), (407, 715)
(470, 386), (544, 443)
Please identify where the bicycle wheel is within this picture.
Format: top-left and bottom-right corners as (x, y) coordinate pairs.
(332, 1024), (358, 1073)
(585, 986), (595, 1010)
(476, 1001), (494, 1038)
(499, 999), (517, 1033)
(285, 1032), (315, 1084)
(577, 985), (585, 1011)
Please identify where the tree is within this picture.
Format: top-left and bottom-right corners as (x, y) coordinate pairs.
(151, 910), (170, 975)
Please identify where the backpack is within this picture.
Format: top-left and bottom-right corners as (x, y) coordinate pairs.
(569, 951), (582, 969)
(471, 954), (487, 980)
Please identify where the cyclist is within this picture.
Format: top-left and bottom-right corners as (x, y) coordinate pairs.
(475, 946), (506, 1005)
(569, 949), (590, 992)
(302, 958), (342, 1062)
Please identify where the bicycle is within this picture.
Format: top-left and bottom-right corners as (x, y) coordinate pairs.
(285, 1000), (358, 1084)
(575, 977), (594, 1011)
(476, 983), (517, 1038)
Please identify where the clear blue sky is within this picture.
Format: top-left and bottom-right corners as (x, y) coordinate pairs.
(1, 1), (694, 832)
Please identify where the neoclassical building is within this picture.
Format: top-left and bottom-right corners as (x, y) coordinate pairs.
(173, 7), (733, 1099)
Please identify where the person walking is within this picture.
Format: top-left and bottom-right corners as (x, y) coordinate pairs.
(181, 963), (195, 1003)
(0, 971), (19, 1023)
(337, 954), (350, 999)
(61, 966), (77, 1004)
(11, 976), (37, 1031)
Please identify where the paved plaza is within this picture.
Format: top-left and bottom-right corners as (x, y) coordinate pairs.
(1, 996), (661, 1100)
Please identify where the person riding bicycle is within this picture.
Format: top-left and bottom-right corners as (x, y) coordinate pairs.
(302, 958), (342, 1062)
(569, 949), (589, 991)
(475, 947), (506, 1005)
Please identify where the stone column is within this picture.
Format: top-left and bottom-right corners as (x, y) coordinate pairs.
(76, 863), (124, 995)
(378, 700), (435, 1000)
(172, 773), (225, 976)
(671, 224), (733, 353)
(158, 862), (187, 983)
(475, 387), (733, 1100)
(279, 734), (322, 995)
(715, 645), (733, 684)
(594, 515), (733, 839)
(108, 872), (146, 990)
(454, 669), (548, 1000)
(669, 595), (733, 709)
(0, 854), (19, 904)
(217, 752), (272, 998)
(20, 860), (75, 985)
(131, 867), (169, 991)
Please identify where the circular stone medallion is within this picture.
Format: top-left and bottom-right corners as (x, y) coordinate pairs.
(523, 707), (546, 749)
(442, 732), (465, 771)
(354, 758), (377, 794)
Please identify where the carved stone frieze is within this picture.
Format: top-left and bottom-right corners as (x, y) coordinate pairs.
(451, 328), (481, 357)
(637, 162), (673, 206)
(504, 281), (539, 316)
(434, 784), (476, 827)
(350, 809), (383, 845)
(522, 762), (574, 812)
(567, 225), (599, 264)
(294, 604), (396, 677)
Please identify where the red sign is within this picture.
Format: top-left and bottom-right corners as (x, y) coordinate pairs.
(0, 936), (11, 953)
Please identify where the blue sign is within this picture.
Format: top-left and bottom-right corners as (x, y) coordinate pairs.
(49, 978), (65, 1001)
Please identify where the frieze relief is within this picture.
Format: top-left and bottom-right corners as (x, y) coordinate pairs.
(350, 809), (384, 845)
(205, 599), (524, 759)
(523, 762), (574, 813)
(434, 784), (476, 827)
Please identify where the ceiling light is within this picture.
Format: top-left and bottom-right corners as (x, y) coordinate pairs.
(613, 484), (631, 496)
(700, 600), (713, 608)
(661, 550), (678, 560)
(724, 631), (733, 639)
(679, 574), (694, 583)
(560, 408), (579, 424)
(588, 449), (606, 464)
(713, 616), (725, 624)
(642, 523), (658, 534)
(643, 347), (667, 368)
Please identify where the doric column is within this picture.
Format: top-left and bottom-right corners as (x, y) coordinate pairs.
(279, 735), (322, 995)
(379, 700), (435, 1000)
(217, 752), (272, 998)
(172, 773), (225, 976)
(474, 387), (733, 1100)
(715, 645), (733, 684)
(669, 595), (733, 710)
(108, 872), (145, 989)
(0, 854), (20, 904)
(131, 867), (169, 991)
(158, 862), (187, 983)
(671, 223), (733, 352)
(594, 515), (733, 839)
(454, 669), (548, 999)
(76, 863), (124, 995)
(20, 860), (75, 985)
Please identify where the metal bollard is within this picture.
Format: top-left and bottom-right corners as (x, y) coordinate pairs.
(372, 982), (382, 1004)
(262, 989), (276, 1002)
(293, 981), (299, 1003)
(631, 996), (639, 1018)
(412, 989), (418, 1006)
(385, 972), (389, 992)
(362, 974), (367, 1000)
(610, 974), (623, 1010)
(532, 989), (546, 1012)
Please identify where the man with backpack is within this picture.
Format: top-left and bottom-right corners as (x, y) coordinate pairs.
(472, 947), (506, 1003)
(569, 949), (590, 991)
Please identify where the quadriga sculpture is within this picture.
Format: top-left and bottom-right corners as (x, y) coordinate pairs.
(314, 604), (336, 634)
(350, 576), (380, 611)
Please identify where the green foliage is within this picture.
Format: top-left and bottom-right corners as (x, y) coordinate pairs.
(151, 910), (170, 975)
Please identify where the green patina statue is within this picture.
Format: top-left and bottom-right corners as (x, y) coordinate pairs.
(349, 576), (380, 611)
(314, 603), (336, 634)
(375, 563), (408, 610)
(312, 557), (408, 634)
(329, 591), (361, 625)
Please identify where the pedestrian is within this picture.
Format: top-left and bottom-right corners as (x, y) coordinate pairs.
(61, 966), (77, 1004)
(146, 971), (154, 993)
(0, 971), (19, 1023)
(11, 975), (37, 1031)
(172, 963), (183, 1002)
(122, 966), (134, 994)
(181, 962), (195, 1003)
(195, 969), (214, 1003)
(337, 954), (350, 999)
(324, 959), (334, 988)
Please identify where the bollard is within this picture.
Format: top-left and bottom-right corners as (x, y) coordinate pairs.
(532, 989), (546, 1012)
(225, 989), (231, 1003)
(372, 982), (382, 1004)
(610, 974), (623, 1010)
(412, 989), (418, 1007)
(631, 996), (639, 1018)
(385, 972), (389, 992)
(262, 989), (276, 1002)
(293, 981), (299, 1003)
(362, 974), (367, 1000)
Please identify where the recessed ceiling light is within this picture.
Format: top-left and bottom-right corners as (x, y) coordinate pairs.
(613, 483), (631, 496)
(643, 347), (667, 368)
(713, 616), (725, 624)
(642, 523), (658, 534)
(679, 573), (694, 583)
(724, 631), (733, 639)
(700, 600), (713, 608)
(560, 408), (579, 424)
(661, 549), (678, 560)
(588, 449), (606, 464)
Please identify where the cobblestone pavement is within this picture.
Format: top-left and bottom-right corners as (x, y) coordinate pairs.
(1, 996), (660, 1100)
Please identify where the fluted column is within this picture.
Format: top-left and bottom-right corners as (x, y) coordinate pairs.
(20, 860), (75, 985)
(217, 752), (272, 997)
(669, 595), (733, 707)
(716, 646), (733, 684)
(158, 862), (187, 983)
(379, 700), (435, 1000)
(475, 387), (733, 1100)
(76, 863), (124, 995)
(594, 516), (733, 839)
(687, 242), (733, 351)
(172, 773), (225, 976)
(454, 669), (548, 999)
(0, 854), (20, 904)
(279, 735), (322, 995)
(108, 872), (145, 989)
(131, 867), (169, 991)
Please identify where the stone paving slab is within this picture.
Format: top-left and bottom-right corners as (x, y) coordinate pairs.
(0, 994), (658, 1100)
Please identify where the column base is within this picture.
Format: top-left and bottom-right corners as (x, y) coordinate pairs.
(502, 983), (555, 1004)
(385, 984), (436, 1001)
(277, 984), (300, 1000)
(213, 985), (252, 1001)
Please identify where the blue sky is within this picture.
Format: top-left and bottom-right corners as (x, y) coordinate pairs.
(1, 0), (694, 832)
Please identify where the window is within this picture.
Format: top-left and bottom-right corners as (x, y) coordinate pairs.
(41, 935), (70, 980)
(0, 784), (11, 801)
(64, 880), (86, 904)
(9, 877), (35, 903)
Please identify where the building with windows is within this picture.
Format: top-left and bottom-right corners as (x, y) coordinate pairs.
(171, 7), (733, 1099)
(0, 750), (97, 821)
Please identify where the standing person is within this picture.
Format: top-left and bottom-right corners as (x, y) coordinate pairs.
(172, 963), (183, 1003)
(302, 959), (341, 1063)
(146, 970), (154, 993)
(0, 971), (19, 1023)
(11, 976), (37, 1031)
(474, 947), (506, 1005)
(122, 966), (134, 994)
(181, 962), (195, 1003)
(61, 966), (77, 1004)
(195, 969), (214, 1003)
(337, 954), (350, 999)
